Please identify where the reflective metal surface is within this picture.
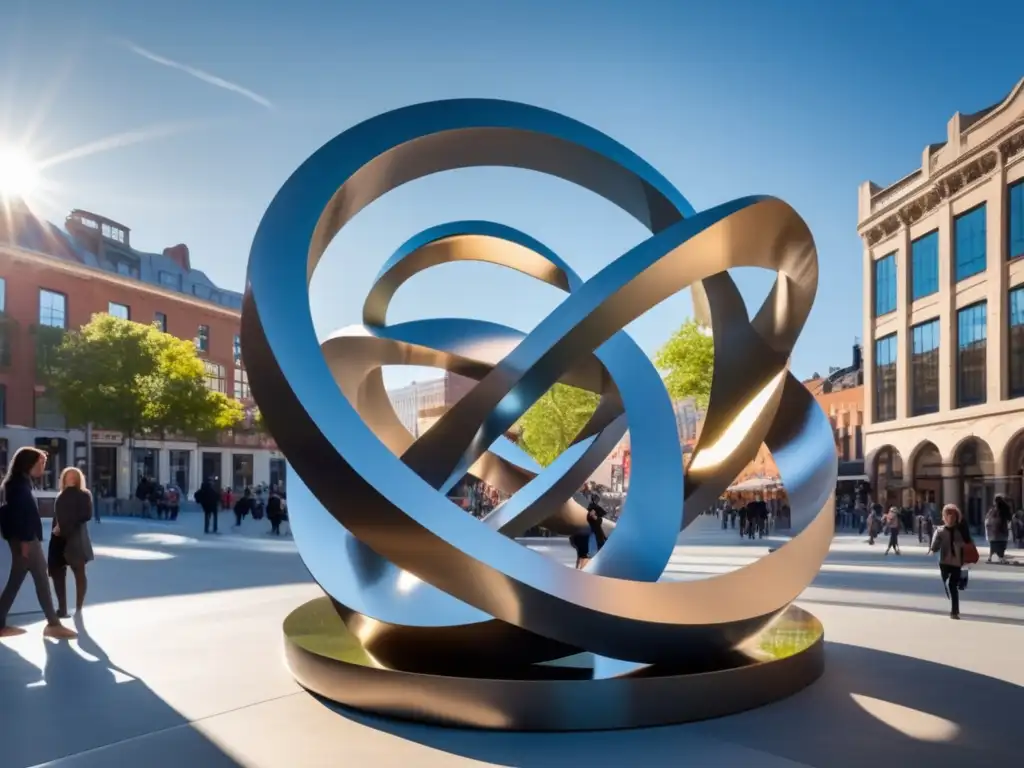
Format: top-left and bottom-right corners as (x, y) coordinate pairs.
(242, 98), (836, 726)
(284, 596), (825, 731)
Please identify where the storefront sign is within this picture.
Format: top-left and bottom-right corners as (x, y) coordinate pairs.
(92, 430), (124, 445)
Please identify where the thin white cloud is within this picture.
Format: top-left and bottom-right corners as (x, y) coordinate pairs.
(121, 40), (273, 110)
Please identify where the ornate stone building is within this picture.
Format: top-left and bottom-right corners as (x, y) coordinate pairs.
(858, 76), (1024, 530)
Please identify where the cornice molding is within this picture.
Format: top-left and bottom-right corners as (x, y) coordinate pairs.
(862, 149), (1001, 247)
(862, 120), (1024, 247)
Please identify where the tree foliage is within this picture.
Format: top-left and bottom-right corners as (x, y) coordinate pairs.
(47, 314), (243, 439)
(654, 318), (714, 411)
(515, 384), (599, 467)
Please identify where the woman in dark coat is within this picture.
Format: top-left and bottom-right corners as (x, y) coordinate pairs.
(49, 466), (95, 616)
(0, 447), (76, 638)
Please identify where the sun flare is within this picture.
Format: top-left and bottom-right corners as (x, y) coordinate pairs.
(0, 146), (41, 198)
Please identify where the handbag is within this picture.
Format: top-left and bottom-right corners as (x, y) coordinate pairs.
(962, 542), (980, 566)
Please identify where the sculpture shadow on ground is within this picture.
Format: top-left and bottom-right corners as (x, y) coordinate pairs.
(314, 642), (1023, 768)
(0, 620), (245, 768)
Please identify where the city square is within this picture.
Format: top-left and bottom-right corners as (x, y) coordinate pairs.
(1, 513), (1022, 767)
(3, 3), (1024, 766)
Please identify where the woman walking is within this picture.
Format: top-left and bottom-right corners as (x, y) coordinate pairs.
(49, 467), (95, 617)
(931, 504), (968, 620)
(985, 495), (1012, 564)
(0, 447), (76, 639)
(884, 506), (901, 555)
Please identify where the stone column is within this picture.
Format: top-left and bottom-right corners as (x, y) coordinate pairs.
(862, 241), (875, 426)
(986, 161), (1008, 402)
(937, 203), (955, 412)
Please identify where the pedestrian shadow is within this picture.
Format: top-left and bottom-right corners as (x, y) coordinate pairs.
(0, 621), (244, 768)
(314, 642), (1023, 768)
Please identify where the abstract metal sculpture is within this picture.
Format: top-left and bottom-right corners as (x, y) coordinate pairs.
(241, 99), (837, 731)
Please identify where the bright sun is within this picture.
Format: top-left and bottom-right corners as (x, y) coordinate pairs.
(0, 146), (41, 198)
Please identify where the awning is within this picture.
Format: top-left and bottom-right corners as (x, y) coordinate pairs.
(727, 477), (780, 492)
(837, 474), (869, 482)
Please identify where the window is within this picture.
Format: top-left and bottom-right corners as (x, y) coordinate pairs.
(203, 360), (225, 393)
(192, 284), (211, 300)
(233, 367), (250, 400)
(874, 334), (897, 422)
(0, 384), (5, 425)
(874, 253), (897, 317)
(1010, 180), (1024, 262)
(233, 334), (242, 365)
(38, 289), (67, 328)
(0, 276), (5, 312)
(0, 322), (10, 367)
(154, 312), (167, 332)
(195, 324), (209, 353)
(954, 204), (986, 281)
(108, 302), (129, 320)
(911, 231), (939, 300)
(169, 450), (191, 493)
(1010, 286), (1024, 398)
(159, 271), (182, 290)
(114, 260), (139, 278)
(854, 425), (863, 459)
(232, 453), (254, 492)
(911, 319), (940, 416)
(101, 223), (125, 244)
(34, 392), (66, 429)
(956, 302), (987, 407)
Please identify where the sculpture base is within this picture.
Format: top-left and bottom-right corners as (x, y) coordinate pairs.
(283, 597), (824, 731)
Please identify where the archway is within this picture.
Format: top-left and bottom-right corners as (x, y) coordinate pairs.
(1006, 430), (1024, 512)
(953, 437), (995, 534)
(910, 441), (943, 510)
(872, 445), (904, 508)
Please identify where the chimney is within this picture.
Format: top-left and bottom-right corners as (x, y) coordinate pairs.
(162, 243), (191, 272)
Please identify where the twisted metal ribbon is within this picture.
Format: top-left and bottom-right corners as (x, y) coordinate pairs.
(242, 99), (836, 684)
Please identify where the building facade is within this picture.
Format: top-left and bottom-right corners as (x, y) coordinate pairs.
(858, 77), (1024, 528)
(0, 201), (286, 499)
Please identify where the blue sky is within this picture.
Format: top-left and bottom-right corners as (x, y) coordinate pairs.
(3, 0), (1022, 387)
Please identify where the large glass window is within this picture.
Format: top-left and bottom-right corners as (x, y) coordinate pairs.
(0, 384), (5, 425)
(874, 334), (897, 422)
(1010, 180), (1024, 262)
(154, 312), (167, 332)
(0, 276), (5, 312)
(34, 392), (66, 429)
(108, 302), (129, 320)
(233, 367), (250, 400)
(132, 448), (160, 486)
(204, 360), (225, 393)
(232, 453), (254, 491)
(911, 319), (940, 416)
(39, 289), (67, 328)
(1010, 286), (1024, 398)
(195, 324), (209, 353)
(954, 204), (987, 281)
(0, 321), (10, 367)
(169, 449), (191, 493)
(874, 253), (897, 317)
(911, 231), (939, 300)
(233, 334), (242, 365)
(956, 302), (987, 407)
(159, 271), (182, 290)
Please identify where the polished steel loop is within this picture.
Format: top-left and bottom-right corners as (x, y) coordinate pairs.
(242, 99), (837, 675)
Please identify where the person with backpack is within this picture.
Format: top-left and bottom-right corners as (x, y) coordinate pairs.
(233, 487), (255, 528)
(0, 447), (77, 639)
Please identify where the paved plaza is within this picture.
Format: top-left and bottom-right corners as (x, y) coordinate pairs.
(1, 510), (1022, 767)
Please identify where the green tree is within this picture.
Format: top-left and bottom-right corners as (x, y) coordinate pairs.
(47, 314), (243, 444)
(515, 384), (599, 467)
(654, 318), (714, 411)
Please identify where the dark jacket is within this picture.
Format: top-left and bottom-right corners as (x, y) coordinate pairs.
(0, 474), (44, 543)
(266, 494), (283, 520)
(194, 482), (219, 513)
(54, 487), (94, 566)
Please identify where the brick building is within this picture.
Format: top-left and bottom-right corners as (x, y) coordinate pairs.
(0, 201), (286, 499)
